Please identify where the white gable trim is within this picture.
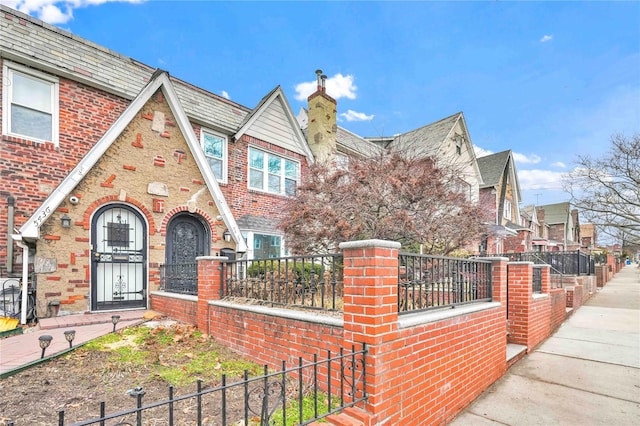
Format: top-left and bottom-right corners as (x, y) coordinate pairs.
(446, 113), (484, 187)
(17, 71), (247, 252)
(234, 87), (314, 163)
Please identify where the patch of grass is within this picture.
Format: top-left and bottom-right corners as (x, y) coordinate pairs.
(77, 323), (261, 387)
(270, 392), (339, 425)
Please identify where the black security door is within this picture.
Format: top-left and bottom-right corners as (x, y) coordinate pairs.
(91, 204), (147, 311)
(165, 213), (210, 293)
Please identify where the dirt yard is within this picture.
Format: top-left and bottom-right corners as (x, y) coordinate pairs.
(0, 322), (267, 425)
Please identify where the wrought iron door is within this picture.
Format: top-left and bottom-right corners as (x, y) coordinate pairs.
(164, 214), (209, 294)
(91, 204), (147, 310)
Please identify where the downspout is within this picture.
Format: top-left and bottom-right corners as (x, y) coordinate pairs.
(16, 239), (29, 325)
(6, 196), (15, 274)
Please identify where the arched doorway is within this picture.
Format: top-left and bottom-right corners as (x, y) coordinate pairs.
(91, 204), (147, 311)
(164, 213), (210, 293)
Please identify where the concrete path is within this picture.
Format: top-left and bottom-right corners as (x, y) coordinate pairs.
(451, 265), (640, 426)
(0, 309), (146, 377)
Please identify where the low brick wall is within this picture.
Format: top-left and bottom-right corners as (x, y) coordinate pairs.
(549, 288), (566, 333)
(507, 263), (551, 352)
(150, 292), (197, 325)
(566, 285), (583, 310)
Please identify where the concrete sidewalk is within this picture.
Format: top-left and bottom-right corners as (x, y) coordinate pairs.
(0, 309), (146, 377)
(451, 265), (640, 425)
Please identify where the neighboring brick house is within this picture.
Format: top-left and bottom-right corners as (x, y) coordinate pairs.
(520, 205), (551, 251)
(536, 202), (581, 251)
(580, 223), (597, 250)
(0, 5), (312, 318)
(476, 150), (522, 254)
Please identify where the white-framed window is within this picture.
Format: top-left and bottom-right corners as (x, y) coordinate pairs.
(248, 147), (299, 196)
(503, 199), (513, 221)
(243, 231), (285, 259)
(201, 129), (227, 182)
(2, 61), (59, 145)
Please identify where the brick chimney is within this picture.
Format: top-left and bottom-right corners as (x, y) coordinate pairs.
(307, 69), (337, 163)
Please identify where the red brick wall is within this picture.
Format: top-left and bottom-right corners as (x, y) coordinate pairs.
(507, 263), (552, 352)
(180, 244), (509, 425)
(549, 288), (566, 333)
(566, 285), (583, 310)
(150, 293), (197, 325)
(0, 64), (129, 271)
(194, 131), (311, 225)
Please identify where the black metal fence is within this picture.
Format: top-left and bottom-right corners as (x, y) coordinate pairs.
(532, 267), (542, 293)
(398, 253), (492, 314)
(497, 251), (594, 276)
(221, 254), (343, 312)
(51, 344), (366, 426)
(160, 263), (198, 295)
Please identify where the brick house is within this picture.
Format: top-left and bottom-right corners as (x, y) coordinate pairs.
(0, 5), (313, 318)
(521, 204), (552, 251)
(476, 150), (522, 254)
(536, 202), (582, 251)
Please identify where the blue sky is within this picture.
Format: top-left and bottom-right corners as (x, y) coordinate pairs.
(6, 0), (640, 207)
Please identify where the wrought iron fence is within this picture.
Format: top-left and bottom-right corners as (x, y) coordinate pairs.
(51, 344), (366, 426)
(398, 253), (492, 314)
(497, 251), (593, 276)
(159, 263), (198, 296)
(221, 254), (343, 312)
(532, 267), (542, 293)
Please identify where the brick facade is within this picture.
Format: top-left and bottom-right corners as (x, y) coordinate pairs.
(0, 65), (129, 271)
(26, 90), (233, 315)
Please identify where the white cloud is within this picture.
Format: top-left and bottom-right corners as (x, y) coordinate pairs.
(474, 145), (493, 158)
(513, 152), (542, 164)
(8, 0), (144, 25)
(518, 169), (566, 191)
(294, 73), (358, 101)
(221, 90), (230, 100)
(339, 110), (374, 122)
(540, 35), (553, 43)
(551, 161), (566, 168)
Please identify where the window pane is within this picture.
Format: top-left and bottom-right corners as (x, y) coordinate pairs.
(249, 169), (263, 189)
(13, 72), (52, 112)
(254, 234), (281, 258)
(268, 156), (281, 174)
(203, 133), (223, 158)
(285, 178), (296, 196)
(250, 149), (264, 169)
(268, 174), (280, 193)
(11, 105), (52, 141)
(285, 160), (297, 178)
(208, 157), (223, 180)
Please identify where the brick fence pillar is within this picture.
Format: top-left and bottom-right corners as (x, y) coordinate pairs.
(339, 239), (401, 423)
(506, 262), (533, 347)
(196, 256), (226, 334)
(487, 257), (508, 307)
(534, 264), (551, 294)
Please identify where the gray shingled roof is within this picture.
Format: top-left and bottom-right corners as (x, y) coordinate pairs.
(387, 112), (462, 156)
(236, 215), (280, 233)
(0, 5), (249, 134)
(476, 150), (512, 188)
(337, 127), (383, 157)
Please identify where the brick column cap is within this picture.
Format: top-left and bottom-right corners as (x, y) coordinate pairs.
(507, 261), (535, 266)
(476, 256), (509, 261)
(196, 256), (228, 261)
(533, 264), (551, 270)
(339, 239), (401, 250)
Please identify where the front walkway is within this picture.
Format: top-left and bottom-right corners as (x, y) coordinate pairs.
(0, 310), (146, 377)
(451, 265), (640, 425)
